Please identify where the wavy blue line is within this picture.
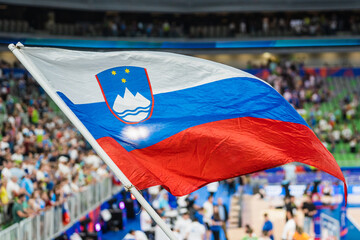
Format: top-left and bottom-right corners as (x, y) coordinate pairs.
(115, 105), (151, 115)
(119, 109), (150, 117)
(117, 107), (150, 117)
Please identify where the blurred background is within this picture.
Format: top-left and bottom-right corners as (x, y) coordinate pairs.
(0, 1), (359, 240)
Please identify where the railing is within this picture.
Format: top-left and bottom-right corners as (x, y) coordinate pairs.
(0, 224), (19, 240)
(0, 177), (121, 240)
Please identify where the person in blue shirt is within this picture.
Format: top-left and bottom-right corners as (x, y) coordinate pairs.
(262, 213), (274, 240)
(158, 192), (171, 211)
(20, 169), (34, 199)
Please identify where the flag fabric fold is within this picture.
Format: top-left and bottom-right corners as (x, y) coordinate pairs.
(16, 46), (346, 199)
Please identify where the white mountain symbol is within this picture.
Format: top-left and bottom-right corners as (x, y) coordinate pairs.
(112, 88), (151, 122)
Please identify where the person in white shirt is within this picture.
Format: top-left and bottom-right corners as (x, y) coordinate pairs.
(1, 160), (12, 179)
(123, 230), (136, 240)
(174, 212), (192, 239)
(0, 135), (10, 154)
(282, 211), (296, 240)
(61, 179), (72, 196)
(6, 176), (21, 200)
(177, 195), (188, 209)
(70, 174), (80, 193)
(11, 146), (24, 163)
(84, 153), (101, 168)
(22, 158), (35, 175)
(342, 125), (352, 142)
(36, 168), (45, 181)
(36, 163), (50, 182)
(186, 218), (206, 240)
(96, 164), (109, 179)
(69, 146), (78, 161)
(135, 230), (148, 240)
(58, 156), (71, 178)
(140, 209), (153, 239)
(202, 195), (214, 240)
(123, 229), (150, 240)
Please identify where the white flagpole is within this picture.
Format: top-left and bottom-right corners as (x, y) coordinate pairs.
(8, 43), (177, 240)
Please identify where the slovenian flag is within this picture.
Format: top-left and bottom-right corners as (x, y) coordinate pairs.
(12, 46), (346, 198)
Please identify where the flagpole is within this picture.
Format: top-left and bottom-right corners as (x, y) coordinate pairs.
(8, 43), (177, 240)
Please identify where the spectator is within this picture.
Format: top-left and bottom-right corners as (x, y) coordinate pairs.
(282, 211), (296, 240)
(262, 213), (274, 240)
(124, 229), (148, 240)
(96, 164), (109, 179)
(217, 197), (229, 239)
(70, 174), (81, 193)
(158, 192), (170, 211)
(174, 211), (192, 239)
(203, 195), (214, 240)
(12, 193), (29, 223)
(0, 135), (10, 154)
(0, 178), (9, 205)
(61, 178), (72, 196)
(1, 160), (12, 179)
(11, 145), (24, 164)
(185, 194), (199, 219)
(140, 209), (154, 240)
(20, 169), (34, 197)
(242, 224), (257, 240)
(36, 163), (49, 182)
(284, 196), (297, 220)
(293, 225), (310, 240)
(6, 176), (21, 201)
(341, 124), (352, 142)
(350, 138), (357, 153)
(28, 190), (41, 213)
(210, 205), (223, 240)
(58, 156), (71, 178)
(185, 217), (205, 240)
(302, 195), (317, 234)
(84, 152), (101, 168)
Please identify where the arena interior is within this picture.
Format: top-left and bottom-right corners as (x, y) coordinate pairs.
(0, 1), (360, 240)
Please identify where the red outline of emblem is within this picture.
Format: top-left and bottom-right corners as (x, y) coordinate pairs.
(96, 68), (154, 125)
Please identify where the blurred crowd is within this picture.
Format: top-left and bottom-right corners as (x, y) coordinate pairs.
(123, 180), (235, 240)
(2, 10), (360, 39)
(259, 59), (360, 155)
(100, 14), (358, 39)
(0, 59), (110, 226)
(126, 178), (321, 240)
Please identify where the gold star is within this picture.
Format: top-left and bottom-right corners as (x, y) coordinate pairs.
(111, 70), (116, 75)
(125, 69), (130, 74)
(121, 78), (127, 83)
